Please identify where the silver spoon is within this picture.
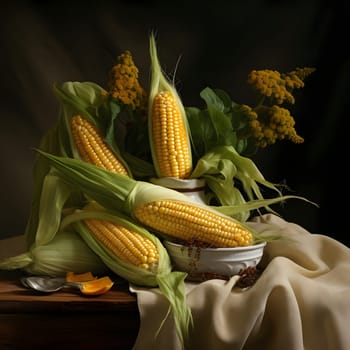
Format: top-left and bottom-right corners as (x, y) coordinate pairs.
(21, 276), (82, 293)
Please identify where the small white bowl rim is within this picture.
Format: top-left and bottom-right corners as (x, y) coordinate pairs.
(150, 176), (206, 190)
(164, 241), (266, 252)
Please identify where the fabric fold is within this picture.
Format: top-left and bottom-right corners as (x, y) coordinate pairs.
(130, 214), (350, 350)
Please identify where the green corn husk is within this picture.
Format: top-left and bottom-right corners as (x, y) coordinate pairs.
(60, 202), (193, 348)
(53, 81), (133, 177)
(61, 202), (173, 287)
(0, 230), (109, 277)
(37, 150), (311, 238)
(36, 150), (263, 241)
(25, 81), (132, 248)
(148, 33), (193, 178)
(24, 120), (65, 248)
(190, 145), (288, 221)
(1, 168), (108, 276)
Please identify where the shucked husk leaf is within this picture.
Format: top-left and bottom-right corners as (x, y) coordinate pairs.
(190, 145), (317, 221)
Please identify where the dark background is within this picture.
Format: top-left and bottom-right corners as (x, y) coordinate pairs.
(1, 0), (348, 246)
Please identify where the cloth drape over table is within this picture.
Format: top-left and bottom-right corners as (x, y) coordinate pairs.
(131, 214), (350, 350)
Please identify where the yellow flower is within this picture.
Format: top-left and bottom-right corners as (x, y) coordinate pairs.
(108, 50), (148, 112)
(247, 69), (294, 104)
(237, 67), (314, 150)
(240, 105), (303, 148)
(247, 67), (315, 106)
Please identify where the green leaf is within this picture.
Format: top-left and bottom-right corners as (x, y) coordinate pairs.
(200, 87), (235, 143)
(187, 87), (243, 165)
(185, 107), (212, 159)
(96, 96), (122, 139)
(211, 88), (233, 113)
(200, 87), (227, 113)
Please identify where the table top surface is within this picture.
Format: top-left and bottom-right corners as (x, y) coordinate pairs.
(0, 270), (138, 313)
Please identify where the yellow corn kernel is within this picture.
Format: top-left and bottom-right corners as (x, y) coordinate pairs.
(83, 218), (159, 271)
(71, 114), (129, 176)
(134, 200), (254, 248)
(152, 91), (192, 179)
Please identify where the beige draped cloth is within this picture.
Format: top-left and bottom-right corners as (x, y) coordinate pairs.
(130, 214), (350, 350)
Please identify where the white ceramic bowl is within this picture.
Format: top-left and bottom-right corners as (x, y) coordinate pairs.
(164, 241), (266, 278)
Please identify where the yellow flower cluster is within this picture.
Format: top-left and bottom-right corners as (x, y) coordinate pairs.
(247, 69), (295, 104)
(108, 50), (148, 112)
(247, 67), (315, 105)
(241, 67), (315, 148)
(240, 104), (304, 148)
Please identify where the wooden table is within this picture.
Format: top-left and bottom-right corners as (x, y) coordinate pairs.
(0, 270), (140, 350)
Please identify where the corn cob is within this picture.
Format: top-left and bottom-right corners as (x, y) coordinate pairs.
(39, 151), (257, 249)
(71, 114), (130, 176)
(61, 203), (169, 286)
(134, 199), (253, 247)
(61, 203), (192, 349)
(148, 34), (192, 179)
(83, 218), (159, 271)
